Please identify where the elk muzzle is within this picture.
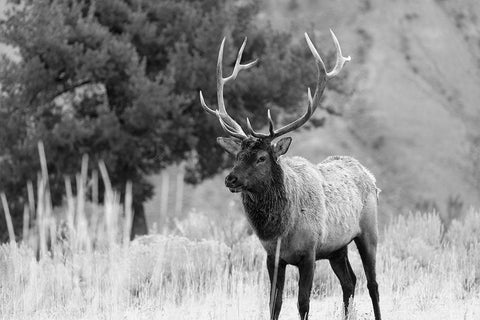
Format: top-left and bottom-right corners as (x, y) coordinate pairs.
(225, 173), (243, 193)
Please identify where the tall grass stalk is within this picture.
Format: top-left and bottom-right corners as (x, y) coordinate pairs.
(1, 192), (15, 243)
(269, 236), (281, 319)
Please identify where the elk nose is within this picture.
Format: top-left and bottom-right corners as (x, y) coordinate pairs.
(225, 174), (238, 186)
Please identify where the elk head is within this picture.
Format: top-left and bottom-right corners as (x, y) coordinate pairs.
(199, 31), (350, 193)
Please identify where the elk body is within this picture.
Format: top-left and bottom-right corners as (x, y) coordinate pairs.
(200, 31), (382, 320)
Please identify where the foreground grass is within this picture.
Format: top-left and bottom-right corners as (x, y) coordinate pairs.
(0, 146), (479, 319)
(1, 209), (480, 320)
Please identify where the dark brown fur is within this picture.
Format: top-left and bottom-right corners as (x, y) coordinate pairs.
(241, 163), (288, 240)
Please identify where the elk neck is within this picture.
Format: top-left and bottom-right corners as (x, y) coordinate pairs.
(241, 159), (290, 240)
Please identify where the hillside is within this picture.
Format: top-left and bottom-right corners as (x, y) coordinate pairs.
(347, 0), (480, 221)
(325, 0), (480, 221)
(145, 0), (480, 227)
(264, 0), (480, 221)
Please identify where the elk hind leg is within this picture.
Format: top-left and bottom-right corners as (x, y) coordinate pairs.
(354, 233), (381, 320)
(329, 246), (356, 317)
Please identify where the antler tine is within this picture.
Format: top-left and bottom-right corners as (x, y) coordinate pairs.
(269, 98), (314, 139)
(216, 37), (227, 114)
(219, 37), (257, 138)
(267, 109), (275, 136)
(246, 118), (256, 136)
(200, 37), (258, 139)
(307, 87), (313, 105)
(304, 32), (327, 74)
(265, 30), (350, 139)
(199, 90), (216, 116)
(217, 37), (257, 111)
(215, 111), (248, 140)
(245, 109), (276, 139)
(199, 89), (246, 136)
(223, 37), (258, 83)
(326, 29), (351, 78)
(246, 117), (268, 138)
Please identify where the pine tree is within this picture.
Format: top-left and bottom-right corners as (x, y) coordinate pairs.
(0, 0), (322, 240)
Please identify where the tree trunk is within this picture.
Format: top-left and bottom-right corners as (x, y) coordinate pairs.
(131, 200), (148, 239)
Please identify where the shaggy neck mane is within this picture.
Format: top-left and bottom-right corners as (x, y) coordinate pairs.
(241, 159), (289, 240)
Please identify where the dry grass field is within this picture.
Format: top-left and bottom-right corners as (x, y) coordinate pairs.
(1, 158), (479, 320)
(1, 211), (480, 320)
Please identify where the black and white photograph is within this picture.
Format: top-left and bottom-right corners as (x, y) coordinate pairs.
(0, 0), (479, 319)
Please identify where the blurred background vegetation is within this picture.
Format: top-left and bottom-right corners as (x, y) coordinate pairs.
(1, 0), (480, 241)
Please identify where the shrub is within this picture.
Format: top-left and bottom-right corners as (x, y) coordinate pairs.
(127, 234), (231, 298)
(230, 234), (265, 271)
(383, 211), (444, 267)
(173, 206), (250, 247)
(445, 209), (480, 249)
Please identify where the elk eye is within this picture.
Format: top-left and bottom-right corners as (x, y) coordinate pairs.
(257, 156), (266, 164)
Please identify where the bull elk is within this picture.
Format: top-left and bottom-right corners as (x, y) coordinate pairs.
(199, 30), (382, 320)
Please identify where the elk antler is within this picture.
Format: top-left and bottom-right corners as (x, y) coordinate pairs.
(246, 29), (351, 140)
(199, 37), (257, 140)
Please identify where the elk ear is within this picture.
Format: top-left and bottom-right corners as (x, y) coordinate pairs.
(217, 137), (241, 155)
(273, 137), (292, 158)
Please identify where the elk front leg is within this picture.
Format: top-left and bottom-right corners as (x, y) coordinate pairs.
(267, 255), (287, 320)
(297, 253), (315, 320)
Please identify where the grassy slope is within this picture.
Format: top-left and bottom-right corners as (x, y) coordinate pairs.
(348, 0), (480, 219)
(145, 0), (480, 226)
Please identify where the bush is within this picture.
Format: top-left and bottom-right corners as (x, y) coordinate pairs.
(383, 212), (444, 267)
(173, 203), (250, 246)
(445, 209), (480, 249)
(128, 234), (231, 298)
